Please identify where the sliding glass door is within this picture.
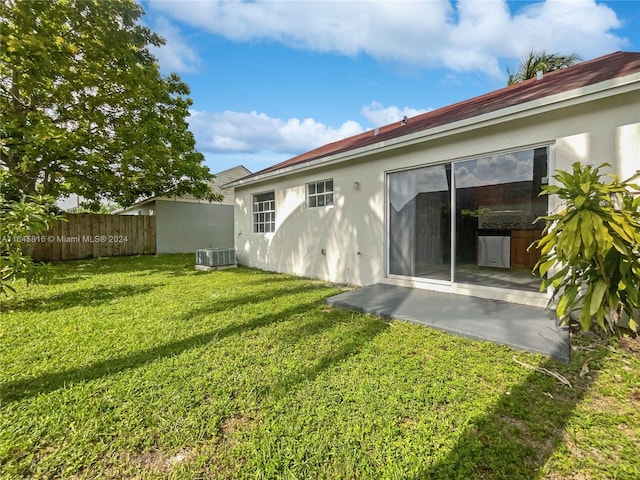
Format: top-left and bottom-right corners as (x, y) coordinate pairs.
(387, 147), (548, 292)
(388, 164), (451, 281)
(453, 147), (548, 291)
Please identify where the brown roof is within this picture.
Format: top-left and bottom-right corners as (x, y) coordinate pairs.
(244, 51), (640, 180)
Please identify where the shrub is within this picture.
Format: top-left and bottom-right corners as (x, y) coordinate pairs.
(0, 192), (62, 295)
(534, 162), (640, 336)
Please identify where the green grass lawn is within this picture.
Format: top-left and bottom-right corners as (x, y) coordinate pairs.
(1, 254), (638, 479)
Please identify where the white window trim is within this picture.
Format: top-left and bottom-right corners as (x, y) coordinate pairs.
(252, 191), (275, 233)
(307, 178), (334, 209)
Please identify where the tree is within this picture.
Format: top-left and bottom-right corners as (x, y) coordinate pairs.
(507, 50), (581, 85)
(533, 163), (640, 336)
(0, 0), (220, 209)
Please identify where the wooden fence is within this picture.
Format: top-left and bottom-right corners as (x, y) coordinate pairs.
(28, 213), (156, 262)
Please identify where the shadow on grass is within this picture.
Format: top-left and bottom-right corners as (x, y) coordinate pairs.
(41, 257), (323, 293)
(414, 340), (611, 479)
(1, 299), (326, 404)
(46, 254), (199, 280)
(267, 312), (389, 399)
(41, 274), (88, 286)
(6, 260), (333, 316)
(4, 284), (163, 313)
(179, 283), (336, 320)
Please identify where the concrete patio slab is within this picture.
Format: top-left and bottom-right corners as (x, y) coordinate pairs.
(325, 284), (570, 362)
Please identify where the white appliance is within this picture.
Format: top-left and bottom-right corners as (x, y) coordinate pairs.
(477, 236), (510, 268)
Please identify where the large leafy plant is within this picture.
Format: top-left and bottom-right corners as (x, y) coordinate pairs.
(1, 172), (62, 295)
(534, 162), (640, 335)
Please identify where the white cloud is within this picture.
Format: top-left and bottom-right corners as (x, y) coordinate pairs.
(188, 101), (433, 158)
(148, 0), (627, 77)
(148, 16), (201, 73)
(509, 1), (624, 56)
(361, 101), (432, 127)
(188, 109), (364, 155)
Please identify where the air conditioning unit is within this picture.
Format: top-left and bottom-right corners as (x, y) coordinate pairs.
(195, 248), (237, 270)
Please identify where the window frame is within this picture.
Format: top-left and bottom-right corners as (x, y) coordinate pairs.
(306, 178), (334, 209)
(252, 191), (276, 233)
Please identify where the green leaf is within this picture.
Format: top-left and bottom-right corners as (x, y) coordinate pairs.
(618, 278), (627, 291)
(595, 307), (606, 330)
(555, 170), (574, 187)
(580, 214), (596, 258)
(629, 287), (639, 306)
(591, 215), (613, 253)
(540, 234), (556, 255)
(589, 280), (608, 315)
(575, 195), (587, 208)
(536, 231), (554, 249)
(611, 236), (628, 255)
(541, 185), (562, 195)
(538, 258), (557, 277)
(540, 265), (569, 290)
(580, 294), (593, 331)
(608, 218), (633, 243)
(557, 285), (578, 318)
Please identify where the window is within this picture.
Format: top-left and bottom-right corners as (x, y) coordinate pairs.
(307, 179), (334, 208)
(253, 191), (275, 233)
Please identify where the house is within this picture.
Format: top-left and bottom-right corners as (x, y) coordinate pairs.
(119, 165), (251, 254)
(228, 51), (640, 308)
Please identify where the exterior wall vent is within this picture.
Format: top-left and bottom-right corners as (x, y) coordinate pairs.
(195, 248), (237, 270)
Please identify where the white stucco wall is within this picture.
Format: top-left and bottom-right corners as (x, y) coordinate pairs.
(235, 161), (386, 286)
(155, 200), (234, 254)
(234, 89), (640, 291)
(121, 200), (235, 254)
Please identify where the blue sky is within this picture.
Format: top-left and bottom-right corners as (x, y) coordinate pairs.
(141, 0), (640, 175)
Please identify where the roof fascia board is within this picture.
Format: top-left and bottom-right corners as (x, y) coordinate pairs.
(115, 174), (233, 212)
(154, 196), (225, 205)
(231, 73), (640, 189)
(114, 197), (157, 213)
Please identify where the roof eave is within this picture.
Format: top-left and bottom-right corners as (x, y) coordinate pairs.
(113, 196), (157, 214)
